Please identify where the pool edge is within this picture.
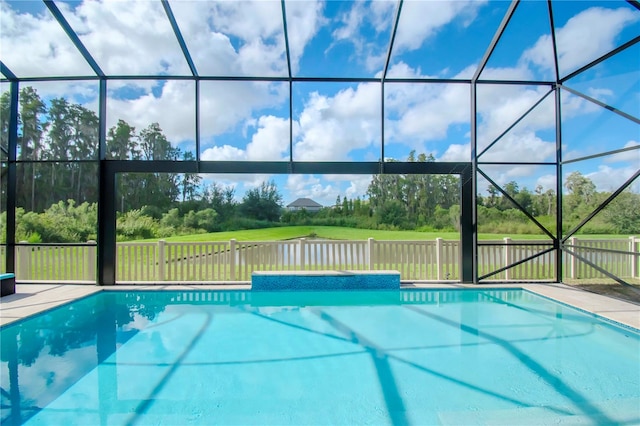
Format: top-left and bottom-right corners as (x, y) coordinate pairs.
(1, 283), (638, 331)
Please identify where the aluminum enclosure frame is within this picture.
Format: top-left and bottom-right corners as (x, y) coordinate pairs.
(97, 160), (474, 285)
(1, 0), (639, 287)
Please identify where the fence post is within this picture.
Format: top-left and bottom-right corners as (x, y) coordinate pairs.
(631, 236), (638, 279)
(299, 238), (306, 270)
(504, 237), (512, 280)
(86, 240), (96, 282)
(158, 240), (166, 281)
(368, 238), (375, 270)
(229, 239), (236, 281)
(570, 237), (578, 279)
(436, 238), (443, 280)
(18, 241), (30, 281)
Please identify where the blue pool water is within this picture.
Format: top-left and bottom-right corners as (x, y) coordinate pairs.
(1, 289), (639, 425)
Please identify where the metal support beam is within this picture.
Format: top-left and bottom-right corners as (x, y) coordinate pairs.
(43, 0), (105, 77)
(460, 165), (474, 283)
(547, 0), (560, 83)
(470, 82), (479, 283)
(161, 0), (198, 77)
(560, 84), (640, 124)
(563, 169), (640, 242)
(0, 61), (17, 80)
(5, 81), (18, 274)
(554, 85), (563, 282)
(563, 246), (638, 289)
(96, 160), (474, 284)
(479, 247), (555, 281)
(627, 0), (640, 11)
(478, 89), (554, 158)
(281, 0), (292, 80)
(98, 162), (116, 285)
(560, 36), (640, 83)
(473, 0), (519, 81)
(97, 80), (112, 285)
(195, 79), (201, 163)
(382, 0), (403, 80)
(281, 0), (293, 163)
(562, 144), (640, 165)
(478, 168), (555, 239)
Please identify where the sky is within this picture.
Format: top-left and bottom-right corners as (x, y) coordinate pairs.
(0, 0), (638, 207)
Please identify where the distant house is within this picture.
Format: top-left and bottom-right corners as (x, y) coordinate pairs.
(286, 198), (323, 212)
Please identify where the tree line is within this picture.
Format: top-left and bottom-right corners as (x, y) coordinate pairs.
(0, 87), (200, 212)
(1, 87), (637, 242)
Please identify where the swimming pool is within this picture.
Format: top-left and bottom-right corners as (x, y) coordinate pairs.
(1, 289), (638, 425)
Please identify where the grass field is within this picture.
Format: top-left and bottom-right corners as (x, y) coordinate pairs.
(148, 226), (636, 243)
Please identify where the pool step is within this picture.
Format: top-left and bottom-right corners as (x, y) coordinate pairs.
(251, 270), (401, 291)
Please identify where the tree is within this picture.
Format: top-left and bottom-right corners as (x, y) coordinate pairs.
(18, 87), (48, 211)
(46, 99), (99, 207)
(107, 119), (138, 160)
(376, 199), (407, 228)
(0, 90), (11, 152)
(514, 187), (533, 214)
(499, 181), (519, 211)
(603, 191), (640, 234)
(565, 171), (595, 199)
(240, 180), (283, 222)
(564, 172), (596, 218)
(135, 123), (181, 211)
(203, 182), (237, 225)
(180, 151), (201, 202)
(486, 185), (499, 208)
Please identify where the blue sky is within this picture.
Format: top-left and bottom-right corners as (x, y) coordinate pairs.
(1, 0), (638, 206)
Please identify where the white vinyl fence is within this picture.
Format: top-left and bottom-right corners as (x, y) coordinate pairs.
(11, 237), (640, 283)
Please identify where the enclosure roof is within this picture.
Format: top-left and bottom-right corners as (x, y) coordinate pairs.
(1, 0), (638, 82)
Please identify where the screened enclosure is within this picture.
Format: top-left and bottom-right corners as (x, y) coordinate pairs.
(0, 0), (638, 292)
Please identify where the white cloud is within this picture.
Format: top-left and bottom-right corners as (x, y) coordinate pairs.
(393, 1), (486, 52)
(285, 0), (327, 74)
(285, 173), (373, 206)
(332, 1), (367, 43)
(386, 80), (469, 146)
(329, 0), (396, 72)
(293, 83), (381, 161)
(246, 115), (291, 161)
(324, 173), (373, 191)
(481, 132), (556, 163)
(60, 0), (190, 75)
(169, 0), (294, 76)
(201, 145), (246, 162)
(106, 80), (195, 143)
(535, 174), (557, 192)
(440, 143), (470, 162)
(586, 164), (639, 192)
(341, 174), (374, 199)
(0, 2), (94, 77)
(522, 7), (639, 77)
(476, 84), (553, 150)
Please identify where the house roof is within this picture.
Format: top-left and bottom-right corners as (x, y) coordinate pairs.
(287, 198), (323, 208)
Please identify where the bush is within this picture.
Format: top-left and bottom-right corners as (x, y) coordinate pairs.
(117, 210), (158, 240)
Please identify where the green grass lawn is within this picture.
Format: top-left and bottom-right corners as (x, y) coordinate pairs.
(149, 226), (634, 243)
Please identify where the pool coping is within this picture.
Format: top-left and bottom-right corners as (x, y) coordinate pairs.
(1, 282), (638, 330)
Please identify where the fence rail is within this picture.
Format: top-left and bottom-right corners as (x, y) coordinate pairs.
(9, 237), (640, 283)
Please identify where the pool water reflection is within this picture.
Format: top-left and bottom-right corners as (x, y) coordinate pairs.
(1, 289), (639, 425)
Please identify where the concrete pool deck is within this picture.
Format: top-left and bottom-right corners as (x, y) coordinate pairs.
(1, 282), (638, 330)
